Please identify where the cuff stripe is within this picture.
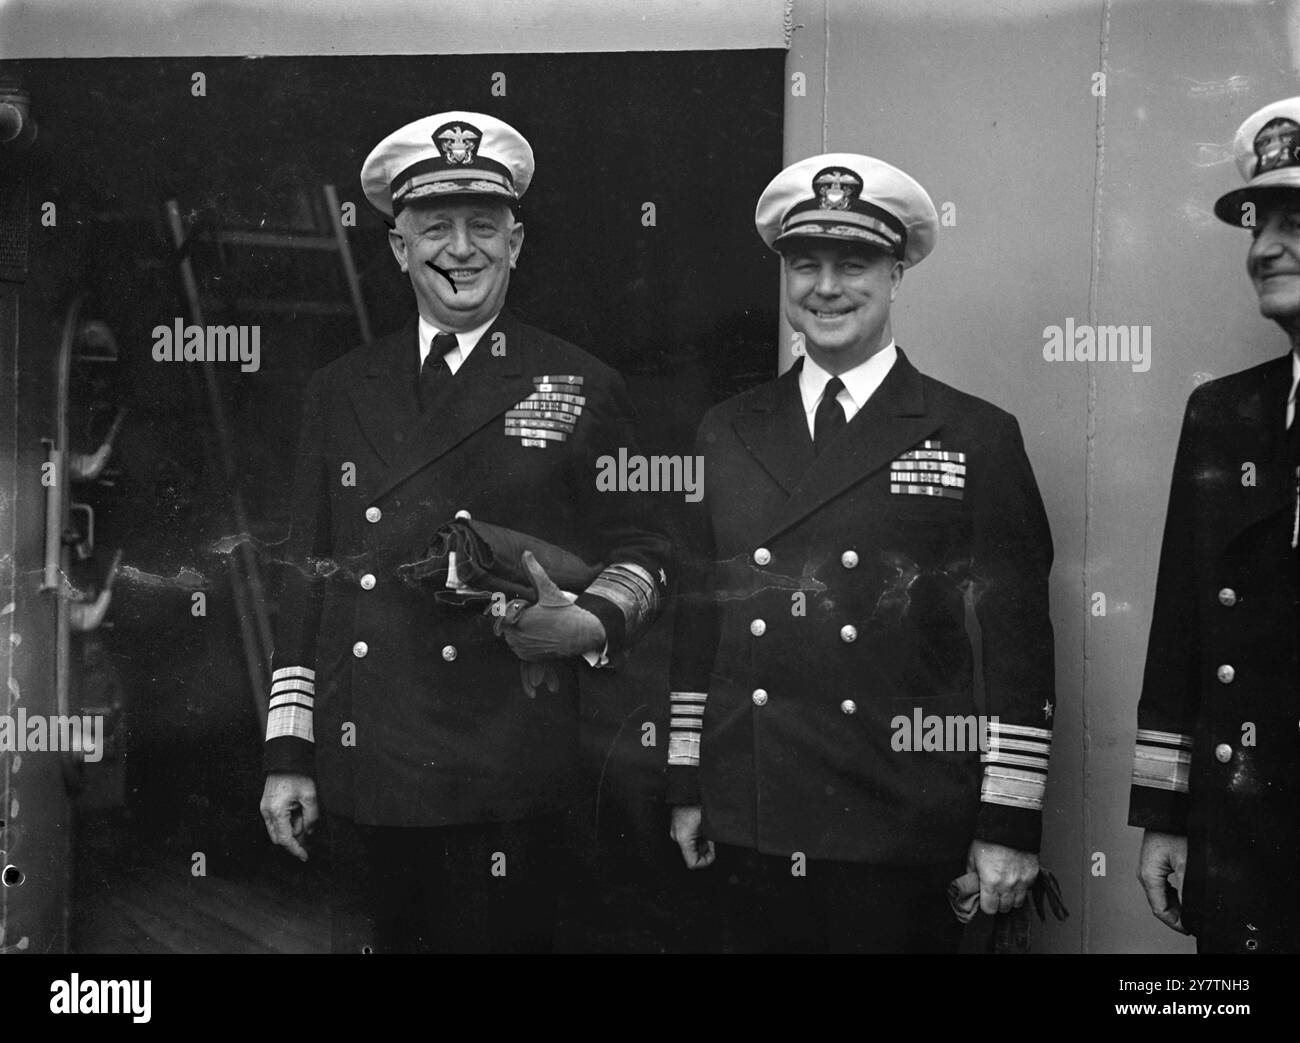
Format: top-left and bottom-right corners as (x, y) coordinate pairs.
(981, 766), (1046, 811)
(987, 736), (1050, 753)
(668, 691), (706, 767)
(1136, 728), (1192, 748)
(266, 704), (314, 743)
(981, 752), (1050, 771)
(270, 681), (315, 698)
(984, 721), (1051, 779)
(668, 733), (700, 767)
(1133, 745), (1192, 793)
(269, 693), (314, 711)
(586, 563), (660, 637)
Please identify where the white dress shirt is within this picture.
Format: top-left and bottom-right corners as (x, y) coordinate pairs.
(418, 313), (499, 373)
(798, 341), (898, 438)
(1288, 349), (1299, 430)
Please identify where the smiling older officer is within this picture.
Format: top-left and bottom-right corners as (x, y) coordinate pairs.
(1131, 97), (1300, 954)
(258, 111), (669, 953)
(666, 154), (1057, 952)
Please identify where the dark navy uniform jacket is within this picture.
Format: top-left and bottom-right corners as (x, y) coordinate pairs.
(263, 310), (669, 827)
(1130, 352), (1300, 952)
(667, 349), (1057, 864)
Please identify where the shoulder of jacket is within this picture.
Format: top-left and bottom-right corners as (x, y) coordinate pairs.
(1189, 354), (1289, 408)
(312, 336), (388, 386)
(914, 370), (1020, 432)
(507, 319), (630, 400)
(702, 374), (789, 428)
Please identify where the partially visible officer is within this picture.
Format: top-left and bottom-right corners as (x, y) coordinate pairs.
(257, 111), (669, 952)
(666, 154), (1057, 952)
(1131, 97), (1300, 954)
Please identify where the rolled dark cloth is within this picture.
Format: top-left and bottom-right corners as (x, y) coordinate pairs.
(399, 517), (605, 607)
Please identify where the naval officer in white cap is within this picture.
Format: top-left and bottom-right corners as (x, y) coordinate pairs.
(1132, 97), (1300, 953)
(665, 153), (1057, 952)
(258, 111), (669, 952)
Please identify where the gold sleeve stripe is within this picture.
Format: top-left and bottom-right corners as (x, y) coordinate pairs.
(985, 736), (1051, 756)
(981, 751), (1051, 771)
(980, 766), (1047, 811)
(586, 562), (659, 636)
(983, 720), (1051, 781)
(1136, 728), (1192, 748)
(266, 704), (314, 744)
(270, 679), (314, 697)
(269, 692), (313, 710)
(668, 691), (707, 767)
(267, 664), (316, 742)
(668, 733), (701, 767)
(1132, 744), (1192, 794)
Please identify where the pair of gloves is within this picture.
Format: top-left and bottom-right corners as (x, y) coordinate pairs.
(401, 518), (606, 663)
(490, 550), (606, 662)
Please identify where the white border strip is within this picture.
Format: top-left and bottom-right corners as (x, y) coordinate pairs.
(0, 0), (791, 59)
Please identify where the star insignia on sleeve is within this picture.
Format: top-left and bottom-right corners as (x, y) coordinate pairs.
(658, 568), (667, 585)
(1042, 700), (1054, 720)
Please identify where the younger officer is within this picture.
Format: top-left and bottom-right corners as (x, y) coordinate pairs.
(667, 154), (1057, 953)
(1131, 97), (1300, 954)
(258, 112), (669, 952)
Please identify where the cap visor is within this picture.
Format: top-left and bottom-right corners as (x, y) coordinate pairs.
(1214, 182), (1300, 225)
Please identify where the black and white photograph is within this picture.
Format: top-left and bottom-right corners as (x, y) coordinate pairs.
(0, 0), (1297, 1015)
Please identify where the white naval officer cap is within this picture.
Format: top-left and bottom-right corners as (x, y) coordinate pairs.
(360, 110), (535, 221)
(754, 153), (938, 267)
(1214, 96), (1300, 226)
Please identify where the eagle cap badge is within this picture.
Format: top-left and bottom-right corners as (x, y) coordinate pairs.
(1253, 116), (1300, 176)
(813, 166), (863, 211)
(434, 121), (481, 165)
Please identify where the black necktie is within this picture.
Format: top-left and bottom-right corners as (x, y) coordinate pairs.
(814, 376), (847, 454)
(419, 332), (459, 413)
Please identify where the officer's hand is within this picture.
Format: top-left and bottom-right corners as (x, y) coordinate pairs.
(967, 839), (1038, 915)
(670, 805), (716, 870)
(259, 772), (319, 863)
(1137, 829), (1189, 934)
(495, 550), (606, 661)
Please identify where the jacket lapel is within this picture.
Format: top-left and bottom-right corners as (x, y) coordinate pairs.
(367, 309), (530, 502)
(1225, 353), (1295, 535)
(347, 318), (420, 468)
(730, 363), (814, 495)
(758, 348), (941, 543)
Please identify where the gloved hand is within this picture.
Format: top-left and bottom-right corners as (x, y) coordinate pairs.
(493, 550), (606, 661)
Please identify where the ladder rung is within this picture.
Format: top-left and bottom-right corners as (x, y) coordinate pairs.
(203, 298), (357, 316)
(202, 230), (341, 251)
